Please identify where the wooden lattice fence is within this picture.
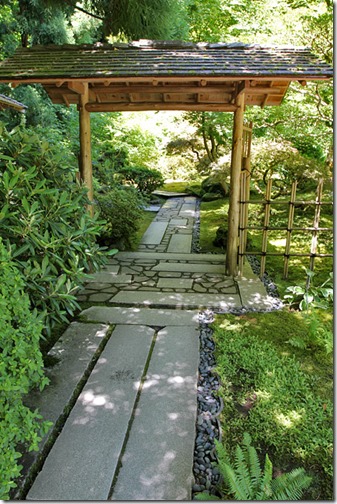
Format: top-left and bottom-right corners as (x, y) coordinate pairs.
(238, 174), (333, 279)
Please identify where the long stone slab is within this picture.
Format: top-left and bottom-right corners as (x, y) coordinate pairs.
(86, 273), (132, 284)
(24, 322), (110, 431)
(153, 262), (226, 274)
(167, 234), (192, 253)
(111, 326), (199, 501)
(17, 323), (110, 497)
(112, 252), (226, 262)
(27, 325), (155, 501)
(236, 277), (277, 310)
(80, 307), (199, 326)
(109, 291), (242, 309)
(157, 278), (193, 289)
(140, 221), (168, 244)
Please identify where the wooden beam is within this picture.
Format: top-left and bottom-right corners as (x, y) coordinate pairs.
(79, 83), (93, 215)
(68, 81), (86, 94)
(226, 92), (245, 277)
(85, 85), (236, 94)
(86, 102), (237, 112)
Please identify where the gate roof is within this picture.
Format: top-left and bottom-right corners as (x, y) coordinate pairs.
(0, 40), (332, 112)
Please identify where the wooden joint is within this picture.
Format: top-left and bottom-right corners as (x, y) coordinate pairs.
(200, 79), (207, 87)
(68, 81), (86, 95)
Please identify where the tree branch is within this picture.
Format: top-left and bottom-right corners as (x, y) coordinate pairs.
(62, 0), (104, 21)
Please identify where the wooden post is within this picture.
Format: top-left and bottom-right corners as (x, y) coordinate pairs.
(260, 179), (272, 278)
(226, 93), (244, 276)
(283, 180), (297, 279)
(79, 83), (94, 215)
(306, 178), (323, 289)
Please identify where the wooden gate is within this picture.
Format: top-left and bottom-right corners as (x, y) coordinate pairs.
(238, 175), (333, 279)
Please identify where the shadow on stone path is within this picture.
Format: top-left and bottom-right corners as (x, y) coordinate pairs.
(22, 195), (275, 501)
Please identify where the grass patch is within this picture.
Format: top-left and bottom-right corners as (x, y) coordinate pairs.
(199, 198), (229, 253)
(212, 310), (333, 500)
(129, 210), (156, 250)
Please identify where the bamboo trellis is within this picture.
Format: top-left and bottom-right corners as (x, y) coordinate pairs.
(238, 174), (333, 279)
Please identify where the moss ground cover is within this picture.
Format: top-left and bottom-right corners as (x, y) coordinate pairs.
(212, 312), (333, 500)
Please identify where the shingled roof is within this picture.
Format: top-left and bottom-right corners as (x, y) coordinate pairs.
(0, 94), (27, 113)
(0, 40), (332, 112)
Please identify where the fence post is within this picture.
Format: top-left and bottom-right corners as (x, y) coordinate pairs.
(306, 178), (324, 288)
(238, 171), (247, 276)
(260, 179), (272, 278)
(283, 180), (297, 279)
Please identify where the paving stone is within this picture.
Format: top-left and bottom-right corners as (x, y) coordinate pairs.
(27, 325), (155, 501)
(21, 323), (110, 493)
(153, 262), (226, 274)
(158, 271), (182, 278)
(88, 293), (114, 302)
(167, 234), (192, 253)
(169, 218), (188, 226)
(237, 277), (276, 310)
(87, 272), (132, 284)
(178, 204), (196, 218)
(157, 278), (193, 289)
(111, 326), (198, 501)
(193, 284), (207, 293)
(80, 307), (199, 326)
(140, 221), (169, 244)
(109, 291), (242, 309)
(115, 252), (226, 262)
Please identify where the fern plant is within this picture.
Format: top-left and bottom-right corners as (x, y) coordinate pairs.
(195, 433), (312, 500)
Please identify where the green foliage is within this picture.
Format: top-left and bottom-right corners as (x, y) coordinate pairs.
(116, 165), (164, 195)
(82, 0), (189, 39)
(0, 125), (108, 335)
(251, 139), (328, 196)
(96, 186), (144, 248)
(196, 433), (311, 500)
(212, 317), (333, 499)
(284, 270), (333, 310)
(0, 238), (52, 500)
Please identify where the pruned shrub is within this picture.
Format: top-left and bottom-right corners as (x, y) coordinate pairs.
(96, 186), (144, 248)
(0, 125), (108, 335)
(116, 165), (164, 194)
(0, 239), (51, 500)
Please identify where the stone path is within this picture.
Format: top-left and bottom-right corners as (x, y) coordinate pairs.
(23, 196), (275, 501)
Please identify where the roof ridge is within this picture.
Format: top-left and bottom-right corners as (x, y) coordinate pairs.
(20, 40), (312, 52)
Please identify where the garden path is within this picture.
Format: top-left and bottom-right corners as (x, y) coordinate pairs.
(23, 195), (274, 501)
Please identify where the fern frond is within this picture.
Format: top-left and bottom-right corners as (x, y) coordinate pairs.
(255, 453), (273, 500)
(271, 468), (312, 500)
(223, 461), (250, 500)
(234, 445), (254, 499)
(247, 445), (262, 493)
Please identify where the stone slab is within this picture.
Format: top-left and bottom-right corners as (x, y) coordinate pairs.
(112, 251), (226, 262)
(157, 278), (193, 289)
(24, 322), (110, 428)
(169, 218), (188, 226)
(152, 190), (188, 197)
(86, 273), (131, 284)
(80, 307), (199, 326)
(109, 291), (242, 309)
(153, 262), (226, 274)
(27, 325), (155, 501)
(111, 326), (199, 501)
(19, 323), (110, 496)
(178, 204), (196, 218)
(140, 221), (169, 245)
(167, 234), (192, 253)
(236, 277), (277, 310)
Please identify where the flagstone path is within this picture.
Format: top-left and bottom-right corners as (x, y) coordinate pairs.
(23, 195), (275, 501)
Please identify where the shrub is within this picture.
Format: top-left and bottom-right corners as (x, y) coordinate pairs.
(0, 239), (51, 500)
(96, 186), (144, 248)
(116, 165), (164, 194)
(0, 125), (108, 335)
